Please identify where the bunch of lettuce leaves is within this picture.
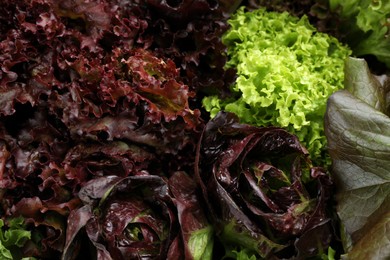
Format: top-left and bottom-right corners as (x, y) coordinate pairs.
(325, 57), (390, 259)
(62, 172), (214, 260)
(0, 217), (32, 260)
(246, 0), (390, 70)
(325, 0), (390, 68)
(110, 0), (238, 95)
(195, 111), (336, 259)
(1, 0), (388, 259)
(202, 7), (351, 164)
(0, 0), (236, 258)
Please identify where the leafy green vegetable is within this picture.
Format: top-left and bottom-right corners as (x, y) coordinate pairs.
(0, 243), (12, 260)
(203, 7), (351, 163)
(328, 0), (390, 68)
(324, 57), (390, 259)
(228, 248), (258, 260)
(322, 246), (336, 260)
(345, 211), (390, 260)
(0, 217), (31, 260)
(343, 55), (387, 112)
(187, 226), (214, 260)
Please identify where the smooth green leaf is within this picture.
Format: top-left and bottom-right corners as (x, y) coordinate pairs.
(344, 57), (387, 113)
(188, 226), (214, 260)
(325, 57), (390, 259)
(324, 246), (336, 260)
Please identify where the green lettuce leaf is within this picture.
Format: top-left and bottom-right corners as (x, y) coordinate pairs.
(0, 242), (12, 260)
(0, 217), (31, 260)
(187, 226), (214, 260)
(228, 248), (257, 260)
(203, 7), (351, 164)
(328, 0), (390, 68)
(324, 57), (390, 259)
(343, 57), (387, 112)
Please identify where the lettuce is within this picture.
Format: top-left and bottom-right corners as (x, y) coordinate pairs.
(195, 111), (335, 259)
(325, 57), (390, 259)
(0, 0), (212, 257)
(62, 172), (214, 259)
(202, 7), (351, 163)
(328, 0), (390, 68)
(168, 171), (214, 260)
(0, 217), (31, 260)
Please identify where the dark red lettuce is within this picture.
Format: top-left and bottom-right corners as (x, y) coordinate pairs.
(64, 175), (176, 260)
(0, 0), (208, 258)
(167, 171), (214, 260)
(63, 172), (213, 260)
(110, 0), (237, 96)
(0, 109), (164, 258)
(195, 112), (335, 259)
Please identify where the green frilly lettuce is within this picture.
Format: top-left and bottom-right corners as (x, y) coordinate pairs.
(328, 0), (390, 68)
(0, 217), (32, 260)
(202, 7), (351, 163)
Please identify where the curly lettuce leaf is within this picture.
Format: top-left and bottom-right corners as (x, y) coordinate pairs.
(0, 217), (31, 260)
(328, 0), (390, 68)
(203, 7), (351, 164)
(228, 248), (257, 260)
(325, 57), (390, 259)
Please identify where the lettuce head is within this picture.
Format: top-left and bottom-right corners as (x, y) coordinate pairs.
(203, 7), (351, 164)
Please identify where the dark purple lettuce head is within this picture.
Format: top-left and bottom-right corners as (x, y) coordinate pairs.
(63, 171), (214, 260)
(195, 111), (334, 259)
(62, 175), (177, 260)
